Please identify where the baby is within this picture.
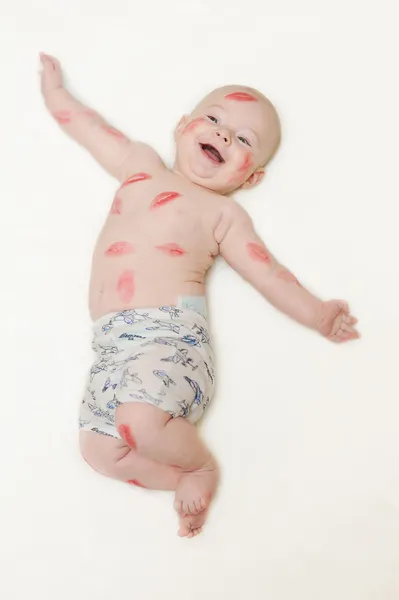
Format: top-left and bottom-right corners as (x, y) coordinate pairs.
(40, 53), (360, 538)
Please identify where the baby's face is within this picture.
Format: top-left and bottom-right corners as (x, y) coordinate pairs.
(174, 86), (280, 194)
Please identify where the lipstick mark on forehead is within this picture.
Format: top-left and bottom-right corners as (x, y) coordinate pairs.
(155, 243), (187, 256)
(52, 110), (72, 125)
(105, 241), (135, 257)
(110, 196), (122, 214)
(121, 173), (152, 188)
(117, 270), (135, 303)
(183, 117), (205, 135)
(225, 92), (258, 102)
(150, 191), (181, 210)
(247, 242), (270, 263)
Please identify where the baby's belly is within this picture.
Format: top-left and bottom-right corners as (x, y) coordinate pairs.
(89, 252), (208, 321)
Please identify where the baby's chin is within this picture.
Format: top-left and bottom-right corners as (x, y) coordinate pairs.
(173, 157), (243, 194)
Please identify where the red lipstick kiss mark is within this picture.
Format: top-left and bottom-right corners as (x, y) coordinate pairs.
(277, 269), (302, 286)
(247, 242), (270, 263)
(150, 192), (181, 210)
(121, 173), (152, 188)
(110, 196), (122, 215)
(225, 92), (258, 102)
(118, 424), (137, 449)
(238, 153), (253, 173)
(53, 110), (72, 125)
(100, 124), (126, 140)
(183, 117), (205, 135)
(105, 241), (135, 257)
(117, 270), (135, 303)
(127, 479), (147, 488)
(155, 243), (186, 256)
(81, 109), (97, 119)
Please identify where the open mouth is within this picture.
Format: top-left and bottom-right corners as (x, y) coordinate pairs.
(200, 143), (225, 164)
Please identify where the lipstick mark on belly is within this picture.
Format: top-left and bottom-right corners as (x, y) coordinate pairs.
(53, 110), (72, 125)
(238, 153), (253, 173)
(150, 191), (181, 210)
(118, 424), (137, 449)
(121, 173), (152, 188)
(277, 269), (302, 286)
(247, 242), (270, 263)
(183, 117), (205, 135)
(100, 124), (126, 140)
(105, 241), (135, 257)
(117, 270), (135, 303)
(110, 196), (122, 214)
(155, 243), (187, 256)
(127, 479), (147, 488)
(225, 92), (258, 102)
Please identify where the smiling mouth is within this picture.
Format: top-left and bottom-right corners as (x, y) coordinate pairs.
(200, 143), (225, 164)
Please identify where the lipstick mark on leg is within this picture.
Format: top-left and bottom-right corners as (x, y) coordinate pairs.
(118, 424), (137, 449)
(121, 173), (152, 188)
(53, 110), (72, 125)
(246, 242), (270, 263)
(182, 117), (205, 135)
(155, 243), (186, 256)
(127, 479), (147, 488)
(150, 192), (181, 210)
(117, 270), (135, 303)
(110, 196), (122, 214)
(225, 92), (258, 102)
(105, 241), (135, 257)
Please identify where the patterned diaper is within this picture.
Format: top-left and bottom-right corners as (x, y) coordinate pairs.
(79, 301), (216, 438)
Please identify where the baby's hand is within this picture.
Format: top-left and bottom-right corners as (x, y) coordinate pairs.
(316, 299), (360, 343)
(40, 52), (63, 95)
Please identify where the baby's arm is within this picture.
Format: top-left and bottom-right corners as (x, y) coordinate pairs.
(40, 53), (159, 181)
(216, 202), (360, 342)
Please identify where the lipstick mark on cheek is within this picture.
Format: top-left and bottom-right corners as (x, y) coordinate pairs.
(117, 270), (135, 303)
(118, 424), (137, 449)
(150, 192), (181, 210)
(182, 117), (205, 135)
(155, 243), (186, 256)
(127, 479), (147, 488)
(247, 242), (270, 263)
(277, 269), (302, 287)
(238, 152), (253, 173)
(53, 110), (72, 125)
(110, 196), (122, 215)
(104, 241), (135, 257)
(225, 92), (258, 102)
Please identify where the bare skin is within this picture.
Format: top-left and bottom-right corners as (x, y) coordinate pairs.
(40, 53), (360, 537)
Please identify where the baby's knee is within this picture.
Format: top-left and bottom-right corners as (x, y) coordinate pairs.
(115, 403), (170, 450)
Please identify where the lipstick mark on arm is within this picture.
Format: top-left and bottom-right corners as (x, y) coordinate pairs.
(100, 124), (127, 140)
(224, 92), (258, 102)
(110, 196), (122, 215)
(118, 424), (137, 448)
(117, 270), (135, 303)
(104, 241), (135, 257)
(155, 243), (187, 256)
(52, 110), (72, 125)
(121, 173), (152, 188)
(150, 192), (181, 210)
(277, 269), (302, 287)
(246, 242), (271, 263)
(127, 479), (147, 488)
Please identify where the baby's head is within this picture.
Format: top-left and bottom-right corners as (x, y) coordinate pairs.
(174, 85), (281, 194)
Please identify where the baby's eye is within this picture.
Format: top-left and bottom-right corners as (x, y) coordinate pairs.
(238, 136), (251, 147)
(206, 115), (219, 124)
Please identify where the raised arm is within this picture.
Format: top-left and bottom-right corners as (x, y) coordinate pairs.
(39, 53), (159, 182)
(216, 202), (360, 343)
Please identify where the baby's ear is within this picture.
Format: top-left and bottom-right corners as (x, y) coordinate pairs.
(241, 168), (266, 189)
(174, 115), (188, 140)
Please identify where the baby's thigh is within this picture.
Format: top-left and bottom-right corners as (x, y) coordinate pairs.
(79, 430), (129, 476)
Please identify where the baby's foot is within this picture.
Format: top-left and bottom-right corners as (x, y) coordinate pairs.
(177, 509), (209, 538)
(173, 460), (219, 535)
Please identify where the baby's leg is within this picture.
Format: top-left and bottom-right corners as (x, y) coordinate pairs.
(115, 403), (219, 537)
(79, 430), (181, 491)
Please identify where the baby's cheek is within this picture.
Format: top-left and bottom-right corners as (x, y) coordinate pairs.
(182, 117), (205, 135)
(238, 152), (253, 173)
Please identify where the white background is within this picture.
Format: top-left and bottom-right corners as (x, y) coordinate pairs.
(1, 1), (399, 598)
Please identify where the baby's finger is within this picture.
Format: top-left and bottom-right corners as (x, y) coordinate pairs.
(343, 315), (358, 325)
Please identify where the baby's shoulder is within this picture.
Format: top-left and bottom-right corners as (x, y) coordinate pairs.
(121, 142), (167, 180)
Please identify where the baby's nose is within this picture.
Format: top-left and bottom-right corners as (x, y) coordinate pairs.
(215, 128), (231, 144)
